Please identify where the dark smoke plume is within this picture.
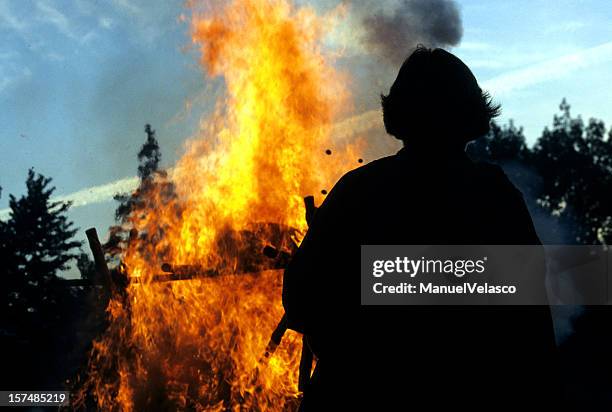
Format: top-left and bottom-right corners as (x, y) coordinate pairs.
(361, 0), (463, 64)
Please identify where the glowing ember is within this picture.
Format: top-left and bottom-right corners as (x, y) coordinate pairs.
(75, 0), (363, 410)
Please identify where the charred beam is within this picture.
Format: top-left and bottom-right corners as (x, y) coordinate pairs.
(86, 227), (113, 291)
(131, 267), (262, 283)
(160, 263), (218, 277)
(146, 245), (292, 283)
(304, 195), (317, 226)
(262, 245), (292, 267)
(298, 335), (314, 391)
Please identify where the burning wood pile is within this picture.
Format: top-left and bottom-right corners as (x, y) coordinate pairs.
(72, 0), (364, 410)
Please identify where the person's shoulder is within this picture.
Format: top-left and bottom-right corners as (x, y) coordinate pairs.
(472, 160), (503, 174)
(339, 154), (398, 185)
(472, 161), (522, 197)
(473, 161), (510, 182)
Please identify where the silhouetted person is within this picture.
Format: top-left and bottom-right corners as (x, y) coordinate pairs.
(283, 47), (559, 410)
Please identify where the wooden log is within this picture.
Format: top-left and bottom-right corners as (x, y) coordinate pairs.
(304, 195), (317, 226)
(148, 271), (216, 283)
(151, 244), (292, 283)
(262, 314), (288, 359)
(85, 227), (113, 291)
(262, 245), (292, 268)
(131, 267), (260, 283)
(160, 263), (218, 277)
(298, 335), (314, 392)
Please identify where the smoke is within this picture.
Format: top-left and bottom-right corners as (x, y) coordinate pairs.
(494, 159), (584, 344)
(359, 0), (463, 65)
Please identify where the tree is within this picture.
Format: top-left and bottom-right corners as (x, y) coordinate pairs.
(467, 120), (543, 228)
(469, 99), (612, 245)
(0, 169), (81, 389)
(105, 124), (178, 262)
(467, 120), (528, 163)
(457, 100), (612, 407)
(138, 124), (162, 181)
(76, 251), (97, 282)
(1, 169), (80, 323)
(531, 99), (612, 244)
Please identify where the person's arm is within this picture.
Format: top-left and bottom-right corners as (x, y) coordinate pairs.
(282, 174), (352, 335)
(508, 188), (542, 245)
(492, 166), (550, 304)
(488, 164), (542, 245)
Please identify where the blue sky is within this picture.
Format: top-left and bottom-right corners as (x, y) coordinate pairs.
(1, 0), (611, 275)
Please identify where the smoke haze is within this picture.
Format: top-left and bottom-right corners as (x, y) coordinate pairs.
(360, 0), (463, 64)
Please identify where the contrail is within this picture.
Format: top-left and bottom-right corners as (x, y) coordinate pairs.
(2, 41), (610, 219)
(0, 176), (139, 220)
(0, 111), (385, 220)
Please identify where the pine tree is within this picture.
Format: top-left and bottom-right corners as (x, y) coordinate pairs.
(0, 170), (86, 389)
(105, 124), (178, 262)
(1, 169), (81, 324)
(138, 124), (162, 181)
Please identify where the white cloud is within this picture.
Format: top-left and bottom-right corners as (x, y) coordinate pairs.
(0, 75), (11, 93)
(80, 30), (97, 45)
(112, 0), (142, 15)
(3, 39), (610, 216)
(99, 16), (114, 29)
(458, 41), (492, 51)
(36, 0), (77, 39)
(468, 59), (506, 70)
(458, 43), (587, 73)
(0, 49), (17, 59)
(544, 21), (586, 35)
(482, 41), (612, 95)
(0, 64), (31, 94)
(45, 51), (64, 61)
(0, 0), (25, 32)
(108, 0), (180, 45)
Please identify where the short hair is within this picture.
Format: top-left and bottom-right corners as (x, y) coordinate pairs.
(381, 46), (500, 145)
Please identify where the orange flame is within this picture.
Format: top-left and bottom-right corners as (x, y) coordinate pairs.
(76, 0), (363, 410)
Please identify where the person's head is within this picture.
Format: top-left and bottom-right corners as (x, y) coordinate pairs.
(381, 46), (500, 150)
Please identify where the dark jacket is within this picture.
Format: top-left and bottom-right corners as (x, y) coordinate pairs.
(283, 147), (559, 410)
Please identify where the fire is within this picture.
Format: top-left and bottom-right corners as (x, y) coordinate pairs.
(75, 0), (363, 410)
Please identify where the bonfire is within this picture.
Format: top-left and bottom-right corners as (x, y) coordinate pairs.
(73, 0), (364, 410)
